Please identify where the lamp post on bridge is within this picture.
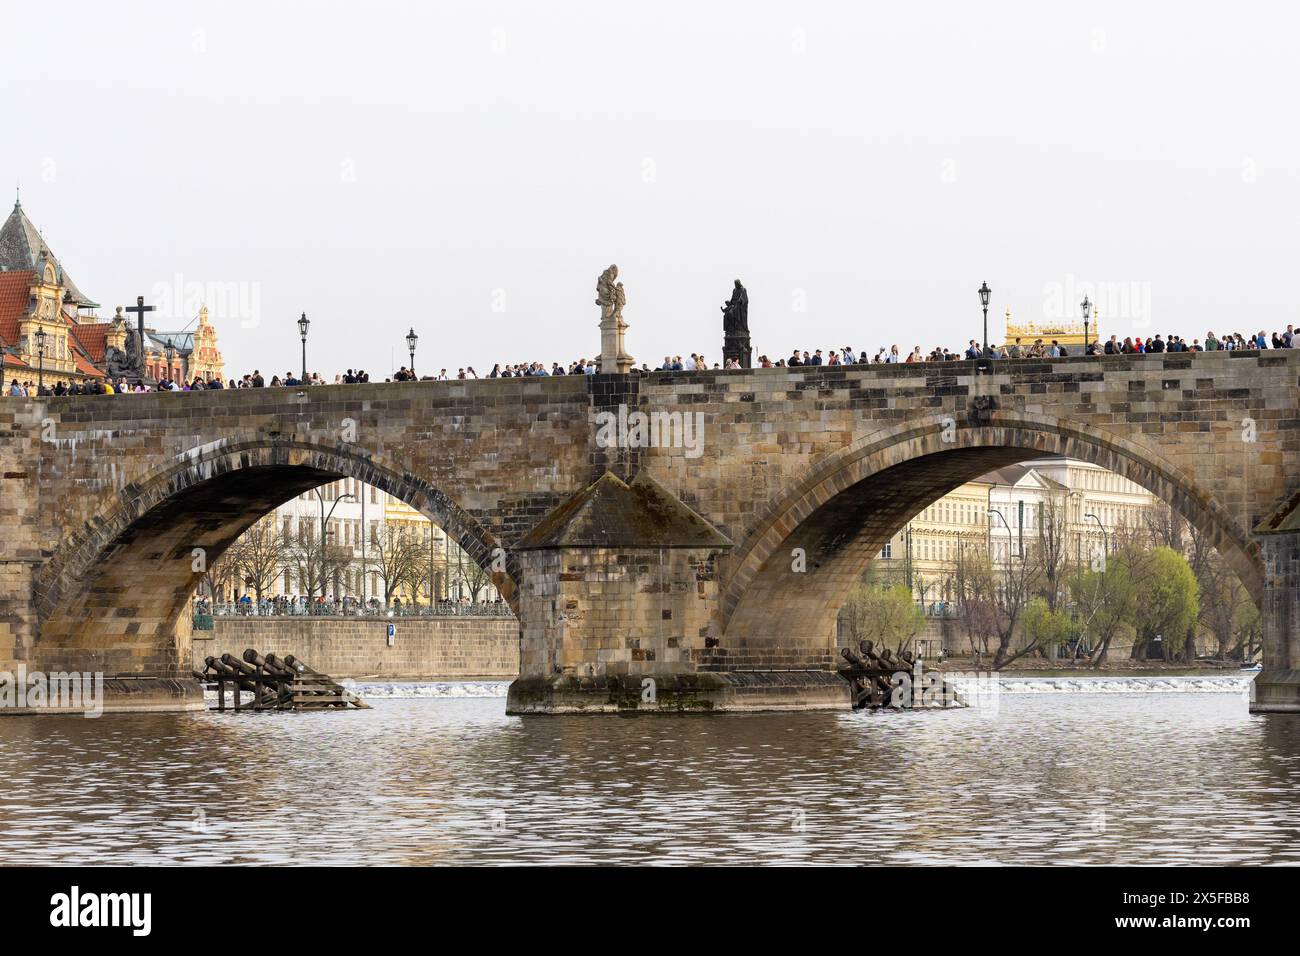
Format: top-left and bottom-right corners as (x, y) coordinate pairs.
(1081, 295), (1092, 354)
(34, 326), (46, 394)
(298, 312), (310, 383)
(164, 342), (176, 385)
(978, 281), (992, 355)
(406, 327), (418, 379)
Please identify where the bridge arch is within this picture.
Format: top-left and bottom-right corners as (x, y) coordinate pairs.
(33, 435), (518, 675)
(719, 411), (1262, 657)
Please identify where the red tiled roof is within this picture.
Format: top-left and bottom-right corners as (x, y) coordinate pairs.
(71, 350), (105, 378)
(0, 271), (110, 379)
(65, 313), (111, 377)
(67, 317), (111, 363)
(0, 270), (34, 344)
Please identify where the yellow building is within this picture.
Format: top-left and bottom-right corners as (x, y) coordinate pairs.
(876, 458), (1157, 606)
(1000, 306), (1100, 351)
(382, 494), (446, 603)
(877, 478), (995, 608)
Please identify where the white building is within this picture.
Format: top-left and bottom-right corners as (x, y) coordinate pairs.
(218, 477), (499, 604)
(985, 457), (1153, 567)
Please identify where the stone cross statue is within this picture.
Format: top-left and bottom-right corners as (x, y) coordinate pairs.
(595, 264), (632, 374)
(721, 279), (752, 369)
(104, 296), (153, 384)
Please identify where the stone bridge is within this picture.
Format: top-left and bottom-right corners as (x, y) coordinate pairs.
(3, 350), (1299, 713)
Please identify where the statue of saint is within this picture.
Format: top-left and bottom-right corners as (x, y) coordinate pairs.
(721, 279), (748, 335)
(595, 264), (626, 326)
(721, 279), (752, 368)
(104, 327), (144, 380)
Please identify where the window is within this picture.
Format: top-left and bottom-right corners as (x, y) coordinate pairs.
(881, 541), (892, 559)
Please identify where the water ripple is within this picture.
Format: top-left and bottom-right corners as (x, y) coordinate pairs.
(0, 692), (1296, 865)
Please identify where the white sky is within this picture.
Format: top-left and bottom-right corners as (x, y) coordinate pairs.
(3, 1), (1296, 377)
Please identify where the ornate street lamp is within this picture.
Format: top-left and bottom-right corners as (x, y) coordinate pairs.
(406, 327), (418, 378)
(978, 281), (992, 355)
(298, 312), (310, 382)
(34, 326), (47, 393)
(164, 341), (176, 382)
(1080, 295), (1092, 354)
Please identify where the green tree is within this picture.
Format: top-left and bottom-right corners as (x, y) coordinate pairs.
(1131, 546), (1199, 660)
(1068, 551), (1137, 667)
(840, 583), (925, 653)
(1020, 597), (1075, 658)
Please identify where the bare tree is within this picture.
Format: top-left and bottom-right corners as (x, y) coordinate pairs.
(456, 559), (494, 603)
(200, 552), (239, 602)
(225, 518), (292, 602)
(1142, 502), (1185, 553)
(365, 524), (426, 605)
(954, 542), (999, 663)
(1188, 526), (1256, 661)
(1036, 496), (1072, 612)
(288, 524), (354, 601)
(989, 539), (1046, 669)
(406, 542), (447, 606)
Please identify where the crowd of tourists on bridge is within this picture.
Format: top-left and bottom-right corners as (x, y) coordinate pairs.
(6, 326), (1299, 399)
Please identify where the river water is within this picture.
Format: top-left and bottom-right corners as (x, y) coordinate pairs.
(2, 682), (1298, 866)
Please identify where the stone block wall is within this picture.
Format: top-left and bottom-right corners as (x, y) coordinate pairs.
(196, 616), (519, 680)
(517, 546), (719, 680)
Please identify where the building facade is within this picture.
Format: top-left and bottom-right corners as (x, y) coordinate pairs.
(145, 306), (225, 383)
(1001, 306), (1099, 352)
(877, 456), (1157, 605)
(0, 199), (224, 389)
(211, 477), (501, 606)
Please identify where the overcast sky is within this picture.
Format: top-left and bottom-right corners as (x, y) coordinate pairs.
(3, 2), (1295, 377)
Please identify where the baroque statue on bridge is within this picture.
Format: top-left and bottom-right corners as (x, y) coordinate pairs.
(595, 263), (632, 373)
(721, 278), (752, 369)
(595, 264), (626, 326)
(103, 326), (144, 381)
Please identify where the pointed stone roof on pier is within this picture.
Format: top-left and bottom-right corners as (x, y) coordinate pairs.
(516, 470), (732, 550)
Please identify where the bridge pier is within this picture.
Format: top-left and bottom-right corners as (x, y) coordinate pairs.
(505, 471), (850, 713)
(1252, 521), (1300, 713)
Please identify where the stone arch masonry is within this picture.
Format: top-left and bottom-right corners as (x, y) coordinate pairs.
(1, 351), (1298, 713)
